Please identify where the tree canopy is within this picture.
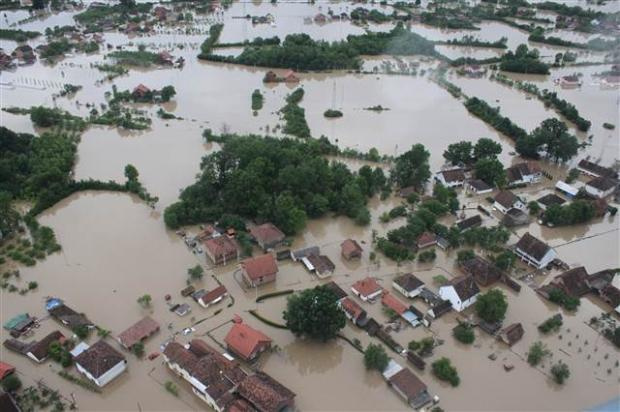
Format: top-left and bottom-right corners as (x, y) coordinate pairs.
(164, 134), (385, 233)
(475, 289), (508, 323)
(283, 285), (346, 341)
(363, 343), (389, 371)
(391, 144), (431, 190)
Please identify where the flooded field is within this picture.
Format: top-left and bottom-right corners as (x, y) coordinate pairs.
(1, 1), (619, 411)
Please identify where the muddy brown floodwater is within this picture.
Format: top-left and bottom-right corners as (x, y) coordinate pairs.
(1, 1), (619, 411)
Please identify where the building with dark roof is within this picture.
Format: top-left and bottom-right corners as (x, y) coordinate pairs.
(74, 340), (127, 387)
(0, 390), (20, 412)
(117, 316), (160, 350)
(465, 179), (493, 194)
(435, 168), (466, 188)
(459, 255), (503, 286)
(305, 254), (335, 277)
(392, 273), (424, 298)
(323, 281), (348, 301)
(514, 232), (557, 269)
(456, 215), (482, 232)
(536, 193), (566, 211)
(382, 361), (431, 409)
(26, 331), (65, 363)
(585, 176), (617, 199)
(577, 159), (617, 179)
(550, 267), (590, 297)
(499, 323), (524, 346)
(502, 207), (530, 227)
(340, 239), (363, 260)
(505, 162), (542, 185)
(493, 190), (525, 214)
(439, 275), (480, 312)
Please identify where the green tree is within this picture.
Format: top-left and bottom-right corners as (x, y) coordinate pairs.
(528, 201), (541, 216)
(473, 137), (502, 160)
(550, 362), (570, 384)
(124, 164), (139, 182)
(392, 144), (431, 190)
(160, 85), (176, 102)
(137, 294), (152, 308)
(474, 158), (506, 187)
(283, 285), (346, 341)
(132, 342), (145, 357)
(443, 141), (473, 165)
(1, 374), (22, 392)
(457, 249), (475, 263)
(453, 323), (475, 344)
(493, 250), (515, 270)
(432, 357), (460, 387)
(273, 193), (307, 235)
(475, 289), (508, 323)
(363, 343), (389, 372)
(72, 325), (90, 340)
(527, 341), (550, 366)
(531, 119), (579, 163)
(187, 265), (204, 280)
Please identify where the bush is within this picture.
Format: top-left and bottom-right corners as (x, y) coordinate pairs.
(165, 381), (179, 396)
(364, 343), (389, 372)
(548, 288), (580, 311)
(418, 249), (437, 263)
(432, 357), (460, 387)
(475, 289), (508, 323)
(527, 341), (550, 366)
(453, 323), (475, 344)
(550, 362), (570, 384)
(132, 342), (145, 357)
(538, 315), (563, 334)
(324, 109), (343, 118)
(1, 374), (21, 392)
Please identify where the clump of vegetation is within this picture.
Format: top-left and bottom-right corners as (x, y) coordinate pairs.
(538, 315), (563, 334)
(432, 357), (460, 387)
(603, 123), (615, 130)
(543, 200), (595, 227)
(283, 285), (345, 341)
(527, 341), (550, 366)
(132, 342), (145, 358)
(550, 362), (570, 384)
(281, 88), (311, 138)
(500, 44), (549, 75)
(165, 381), (179, 396)
(108, 50), (160, 67)
(548, 288), (580, 311)
(198, 24), (224, 58)
(1, 374), (21, 392)
(137, 294), (152, 308)
(409, 337), (434, 356)
(48, 341), (73, 367)
(251, 89), (264, 111)
(324, 109), (343, 118)
(163, 134), (383, 234)
(58, 370), (101, 393)
(363, 343), (389, 372)
(418, 249), (437, 263)
(453, 323), (475, 344)
(187, 265), (204, 280)
(0, 28), (40, 42)
(476, 289), (508, 323)
(29, 106), (87, 130)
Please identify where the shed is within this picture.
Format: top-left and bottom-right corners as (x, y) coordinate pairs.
(117, 316), (160, 349)
(499, 323), (524, 346)
(341, 239), (363, 260)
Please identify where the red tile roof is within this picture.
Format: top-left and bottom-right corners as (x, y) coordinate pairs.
(204, 236), (239, 259)
(236, 371), (295, 412)
(0, 361), (15, 380)
(352, 277), (382, 297)
(381, 292), (408, 315)
(340, 297), (363, 319)
(224, 321), (272, 360)
(241, 254), (278, 280)
(249, 223), (285, 246)
(200, 285), (228, 305)
(132, 83), (151, 94)
(341, 239), (362, 258)
(117, 316), (160, 348)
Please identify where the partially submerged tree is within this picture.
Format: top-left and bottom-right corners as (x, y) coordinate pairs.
(475, 289), (508, 323)
(283, 285), (345, 341)
(363, 343), (389, 372)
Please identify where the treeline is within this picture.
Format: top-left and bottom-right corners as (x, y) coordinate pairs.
(163, 134), (389, 233)
(108, 50), (160, 67)
(0, 28), (40, 41)
(500, 44), (549, 74)
(200, 23), (437, 71)
(198, 23), (223, 58)
(281, 88), (310, 138)
(74, 2), (152, 25)
(528, 28), (588, 49)
(464, 97), (528, 142)
(534, 1), (602, 19)
(212, 36), (280, 49)
(443, 35), (507, 49)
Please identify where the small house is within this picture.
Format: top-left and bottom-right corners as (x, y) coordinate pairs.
(283, 70), (300, 83)
(341, 239), (363, 260)
(3, 313), (36, 338)
(249, 223), (285, 251)
(555, 180), (579, 198)
(180, 285), (196, 297)
(26, 331), (65, 363)
(435, 168), (466, 188)
(157, 51), (173, 65)
(338, 297), (368, 326)
(173, 303), (191, 317)
(514, 232), (557, 269)
(427, 299), (452, 319)
(263, 70), (278, 83)
(392, 273), (424, 299)
(351, 277), (383, 302)
(382, 292), (420, 327)
(465, 179), (492, 194)
(577, 159), (617, 179)
(536, 193), (566, 211)
(132, 84), (151, 100)
(459, 255), (503, 286)
(75, 340), (127, 387)
(416, 232), (437, 249)
(585, 176), (617, 199)
(117, 316), (160, 350)
(290, 246), (319, 261)
(456, 215), (482, 232)
(505, 162), (542, 185)
(203, 236), (239, 265)
(462, 65), (486, 78)
(493, 190), (525, 214)
(383, 361), (431, 409)
(153, 6), (169, 20)
(198, 285), (228, 308)
(550, 266), (590, 297)
(224, 318), (272, 361)
(305, 254), (335, 277)
(439, 275), (480, 312)
(502, 207), (530, 227)
(499, 323), (524, 346)
(241, 253), (278, 287)
(559, 75), (581, 88)
(46, 298), (94, 330)
(600, 285), (620, 314)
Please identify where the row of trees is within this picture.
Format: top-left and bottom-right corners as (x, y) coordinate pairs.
(499, 44), (550, 74)
(163, 134), (387, 233)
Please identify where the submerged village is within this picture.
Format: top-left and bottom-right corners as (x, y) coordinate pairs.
(1, 0), (620, 411)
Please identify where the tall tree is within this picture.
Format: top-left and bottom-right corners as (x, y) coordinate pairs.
(443, 141), (473, 165)
(474, 158), (506, 187)
(475, 289), (508, 323)
(283, 285), (346, 341)
(473, 137), (502, 160)
(392, 144), (430, 190)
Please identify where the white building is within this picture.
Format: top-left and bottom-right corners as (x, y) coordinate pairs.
(505, 162), (542, 185)
(585, 177), (617, 199)
(392, 273), (425, 299)
(74, 340), (127, 387)
(514, 232), (557, 269)
(351, 277), (383, 302)
(434, 168), (466, 188)
(464, 179), (492, 195)
(493, 190), (525, 214)
(555, 181), (579, 198)
(438, 276), (480, 312)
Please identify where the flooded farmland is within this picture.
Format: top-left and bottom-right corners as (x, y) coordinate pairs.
(1, 0), (619, 411)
